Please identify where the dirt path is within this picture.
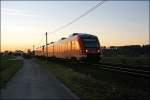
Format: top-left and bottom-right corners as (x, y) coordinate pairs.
(0, 58), (79, 99)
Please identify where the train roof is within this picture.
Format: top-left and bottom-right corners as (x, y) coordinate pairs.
(37, 33), (98, 48)
(69, 33), (86, 37)
(69, 33), (97, 37)
(54, 33), (98, 44)
(61, 37), (67, 40)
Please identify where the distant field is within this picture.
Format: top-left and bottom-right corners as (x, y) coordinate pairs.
(0, 55), (23, 88)
(100, 56), (150, 66)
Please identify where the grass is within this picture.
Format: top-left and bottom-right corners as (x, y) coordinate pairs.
(100, 56), (150, 66)
(35, 59), (149, 100)
(1, 55), (16, 61)
(0, 55), (23, 88)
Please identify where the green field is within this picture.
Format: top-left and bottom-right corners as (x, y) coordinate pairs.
(0, 55), (23, 88)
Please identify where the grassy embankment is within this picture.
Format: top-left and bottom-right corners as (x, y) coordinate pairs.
(101, 56), (150, 66)
(0, 55), (23, 88)
(35, 59), (149, 100)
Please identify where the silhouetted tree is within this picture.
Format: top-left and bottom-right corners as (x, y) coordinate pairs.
(102, 45), (150, 57)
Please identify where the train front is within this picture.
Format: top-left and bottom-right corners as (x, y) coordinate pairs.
(79, 34), (102, 62)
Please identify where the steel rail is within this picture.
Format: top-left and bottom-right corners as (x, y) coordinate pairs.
(94, 63), (150, 73)
(46, 59), (150, 78)
(90, 63), (150, 78)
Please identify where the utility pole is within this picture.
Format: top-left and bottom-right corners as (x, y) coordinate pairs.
(33, 45), (35, 56)
(33, 45), (34, 51)
(45, 32), (48, 63)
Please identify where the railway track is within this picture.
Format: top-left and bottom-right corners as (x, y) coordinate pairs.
(47, 58), (150, 78)
(84, 62), (150, 78)
(40, 58), (150, 78)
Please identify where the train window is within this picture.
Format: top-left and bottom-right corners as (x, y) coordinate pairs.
(64, 42), (66, 52)
(63, 43), (65, 52)
(71, 41), (72, 50)
(73, 41), (75, 50)
(61, 44), (62, 54)
(73, 41), (74, 50)
(75, 40), (79, 50)
(68, 42), (70, 51)
(56, 45), (57, 53)
(55, 45), (56, 53)
(71, 41), (73, 50)
(59, 44), (62, 53)
(58, 45), (59, 54)
(81, 38), (99, 48)
(62, 44), (64, 52)
(59, 44), (61, 54)
(58, 45), (59, 53)
(66, 42), (68, 51)
(82, 39), (97, 42)
(57, 44), (59, 54)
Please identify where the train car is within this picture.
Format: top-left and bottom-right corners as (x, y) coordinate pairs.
(78, 33), (101, 61)
(35, 45), (45, 57)
(46, 33), (102, 62)
(35, 33), (101, 62)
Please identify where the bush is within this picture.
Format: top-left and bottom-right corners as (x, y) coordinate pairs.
(22, 53), (31, 59)
(120, 58), (127, 64)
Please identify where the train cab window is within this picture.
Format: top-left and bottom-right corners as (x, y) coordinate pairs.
(81, 37), (100, 48)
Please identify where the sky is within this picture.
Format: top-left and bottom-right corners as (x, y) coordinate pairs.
(1, 1), (149, 52)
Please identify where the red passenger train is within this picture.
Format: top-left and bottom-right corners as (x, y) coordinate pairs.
(35, 33), (102, 62)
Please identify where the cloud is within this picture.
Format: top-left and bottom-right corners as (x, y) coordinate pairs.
(1, 8), (46, 18)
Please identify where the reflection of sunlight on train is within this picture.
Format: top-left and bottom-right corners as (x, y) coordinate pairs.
(35, 33), (102, 62)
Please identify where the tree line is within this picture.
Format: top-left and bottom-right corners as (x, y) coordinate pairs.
(102, 45), (150, 57)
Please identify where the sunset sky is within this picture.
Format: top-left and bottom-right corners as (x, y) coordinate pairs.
(1, 1), (149, 52)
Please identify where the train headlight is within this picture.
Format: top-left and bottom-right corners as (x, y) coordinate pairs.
(86, 49), (88, 53)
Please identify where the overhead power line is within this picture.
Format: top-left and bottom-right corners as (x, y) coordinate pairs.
(48, 0), (106, 34)
(36, 35), (45, 48)
(36, 0), (106, 48)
